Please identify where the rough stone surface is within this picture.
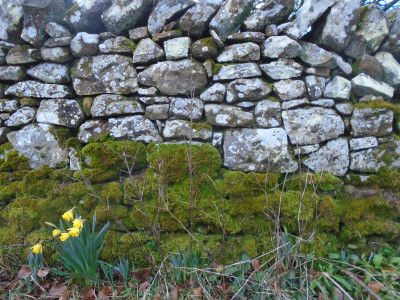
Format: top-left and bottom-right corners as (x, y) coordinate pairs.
(5, 45), (38, 64)
(305, 76), (326, 100)
(330, 52), (352, 75)
(0, 0), (24, 43)
(353, 54), (384, 81)
(381, 9), (400, 59)
(223, 128), (298, 173)
(138, 87), (158, 96)
(305, 67), (330, 77)
(133, 38), (164, 64)
(217, 42), (260, 62)
(335, 103), (353, 116)
(294, 144), (319, 155)
(273, 79), (305, 101)
(145, 104), (169, 120)
(226, 78), (271, 103)
(138, 96), (168, 105)
(91, 94), (144, 117)
(200, 83), (226, 103)
(213, 63), (262, 81)
(299, 42), (336, 68)
(260, 59), (303, 80)
(191, 38), (218, 61)
(262, 36), (301, 59)
(36, 99), (85, 128)
(99, 36), (135, 53)
(27, 63), (70, 83)
(78, 119), (108, 143)
(350, 148), (383, 173)
(227, 31), (265, 43)
(283, 107), (345, 145)
(351, 107), (394, 137)
(303, 138), (349, 176)
(205, 104), (253, 127)
(350, 136), (378, 151)
(5, 107), (36, 127)
(44, 37), (72, 48)
(71, 55), (138, 95)
(324, 76), (351, 101)
(45, 22), (71, 38)
(310, 99), (335, 108)
(164, 37), (191, 60)
(5, 81), (72, 98)
(70, 33), (99, 57)
(351, 73), (395, 99)
(0, 127), (10, 143)
(255, 100), (281, 128)
(0, 66), (26, 81)
(129, 26), (148, 40)
(169, 97), (203, 121)
(375, 52), (400, 87)
(0, 100), (19, 112)
(163, 119), (213, 141)
(40, 47), (71, 63)
(282, 98), (310, 110)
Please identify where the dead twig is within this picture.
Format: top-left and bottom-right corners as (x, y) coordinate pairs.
(341, 269), (383, 300)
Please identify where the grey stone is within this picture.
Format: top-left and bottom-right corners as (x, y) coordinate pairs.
(255, 100), (281, 128)
(310, 99), (335, 108)
(216, 42), (260, 63)
(381, 9), (400, 60)
(265, 24), (278, 36)
(303, 138), (349, 176)
(0, 0), (24, 43)
(227, 31), (265, 43)
(260, 59), (303, 80)
(350, 148), (383, 173)
(299, 41), (337, 68)
(273, 79), (305, 101)
(5, 45), (38, 64)
(375, 52), (400, 87)
(27, 63), (70, 84)
(70, 32), (99, 57)
(69, 148), (81, 171)
(107, 115), (162, 143)
(262, 36), (301, 59)
(5, 81), (72, 98)
(163, 119), (212, 141)
(138, 59), (207, 96)
(335, 103), (353, 116)
(6, 123), (69, 169)
(152, 30), (182, 43)
(351, 107), (394, 137)
(204, 104), (253, 127)
(212, 132), (223, 149)
(305, 67), (330, 77)
(331, 54), (352, 79)
(45, 22), (71, 38)
(294, 144), (319, 156)
(146, 104), (169, 120)
(191, 38), (218, 61)
(169, 97), (203, 121)
(99, 36), (135, 53)
(283, 107), (344, 145)
(138, 87), (158, 96)
(78, 120), (108, 143)
(209, 29), (225, 49)
(305, 76), (326, 100)
(223, 128), (298, 173)
(0, 127), (10, 143)
(200, 83), (226, 103)
(0, 66), (26, 81)
(44, 37), (72, 47)
(132, 38), (164, 64)
(235, 101), (257, 108)
(213, 63), (262, 81)
(324, 76), (351, 100)
(203, 60), (213, 78)
(353, 54), (384, 80)
(36, 99), (85, 128)
(281, 98), (310, 110)
(5, 107), (36, 127)
(138, 96), (169, 105)
(129, 27), (148, 40)
(164, 37), (191, 60)
(40, 47), (71, 63)
(0, 100), (19, 112)
(71, 55), (138, 96)
(350, 136), (378, 151)
(91, 94), (144, 117)
(351, 73), (394, 99)
(226, 78), (271, 103)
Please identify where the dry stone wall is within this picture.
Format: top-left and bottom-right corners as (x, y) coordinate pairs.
(0, 0), (400, 178)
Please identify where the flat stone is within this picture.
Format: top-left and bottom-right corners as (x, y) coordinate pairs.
(5, 81), (72, 98)
(199, 83), (226, 103)
(282, 98), (310, 110)
(5, 107), (36, 127)
(332, 54), (352, 78)
(260, 59), (303, 80)
(335, 103), (353, 116)
(294, 144), (319, 155)
(0, 100), (19, 112)
(227, 31), (265, 43)
(351, 107), (394, 137)
(163, 119), (212, 141)
(212, 132), (223, 149)
(27, 62), (70, 83)
(132, 38), (164, 64)
(324, 76), (351, 100)
(164, 37), (191, 60)
(71, 55), (138, 95)
(99, 36), (135, 53)
(299, 41), (336, 68)
(216, 42), (260, 62)
(145, 104), (169, 120)
(282, 107), (344, 145)
(107, 115), (162, 143)
(205, 104), (253, 127)
(255, 100), (281, 128)
(151, 30), (182, 43)
(138, 96), (168, 105)
(91, 94), (144, 117)
(350, 148), (383, 173)
(78, 120), (108, 143)
(305, 75), (326, 100)
(353, 54), (384, 81)
(235, 101), (257, 108)
(305, 67), (330, 77)
(210, 29), (224, 49)
(169, 97), (203, 121)
(138, 87), (158, 96)
(5, 45), (38, 64)
(226, 78), (271, 103)
(45, 22), (71, 38)
(40, 47), (71, 63)
(223, 128), (298, 173)
(44, 37), (72, 47)
(129, 27), (148, 40)
(70, 32), (99, 57)
(375, 52), (400, 87)
(262, 36), (301, 59)
(191, 38), (218, 61)
(265, 24), (278, 36)
(0, 66), (26, 81)
(36, 99), (85, 128)
(273, 79), (305, 101)
(213, 63), (262, 81)
(351, 73), (394, 99)
(350, 136), (378, 151)
(303, 138), (349, 176)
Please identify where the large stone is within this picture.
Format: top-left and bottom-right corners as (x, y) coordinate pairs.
(303, 138), (349, 176)
(350, 148), (384, 173)
(244, 0), (294, 31)
(6, 123), (69, 169)
(91, 94), (143, 117)
(191, 38), (218, 61)
(284, 0), (336, 39)
(101, 0), (153, 35)
(40, 47), (71, 63)
(375, 52), (400, 87)
(169, 97), (203, 121)
(330, 52), (352, 75)
(318, 0), (360, 52)
(283, 107), (345, 145)
(223, 128), (298, 173)
(147, 0), (195, 35)
(107, 115), (162, 143)
(226, 78), (271, 103)
(45, 22), (71, 38)
(5, 45), (38, 64)
(213, 63), (261, 81)
(70, 32), (99, 57)
(299, 41), (336, 68)
(282, 98), (310, 110)
(27, 63), (70, 83)
(351, 73), (394, 99)
(71, 55), (137, 95)
(132, 38), (164, 64)
(36, 99), (85, 128)
(350, 136), (378, 151)
(5, 81), (72, 98)
(163, 120), (213, 141)
(145, 104), (169, 120)
(0, 0), (24, 43)
(255, 100), (281, 128)
(353, 54), (384, 81)
(324, 76), (351, 101)
(5, 107), (36, 127)
(381, 9), (400, 60)
(305, 75), (326, 100)
(204, 104), (253, 127)
(164, 37), (191, 60)
(78, 119), (108, 143)
(44, 36), (72, 48)
(262, 36), (300, 59)
(199, 83), (226, 103)
(0, 66), (26, 81)
(351, 107), (394, 137)
(209, 0), (254, 41)
(138, 59), (207, 96)
(0, 100), (19, 112)
(99, 36), (135, 54)
(273, 79), (305, 101)
(216, 42), (260, 62)
(129, 26), (148, 40)
(260, 59), (303, 80)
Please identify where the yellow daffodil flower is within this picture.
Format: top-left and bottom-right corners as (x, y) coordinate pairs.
(52, 229), (61, 237)
(59, 232), (70, 242)
(31, 243), (42, 254)
(62, 208), (74, 221)
(72, 217), (84, 230)
(68, 227), (80, 237)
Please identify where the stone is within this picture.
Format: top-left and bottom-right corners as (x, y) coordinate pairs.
(0, 0), (24, 43)
(310, 99), (334, 108)
(138, 59), (207, 96)
(148, 0), (195, 35)
(244, 0), (294, 31)
(69, 148), (80, 171)
(350, 148), (382, 173)
(6, 123), (69, 169)
(65, 0), (111, 33)
(132, 38), (165, 64)
(262, 36), (301, 59)
(353, 54), (384, 81)
(303, 138), (349, 176)
(90, 94), (144, 117)
(40, 47), (71, 63)
(260, 59), (303, 80)
(44, 37), (72, 47)
(164, 37), (191, 60)
(5, 81), (72, 98)
(351, 73), (394, 99)
(351, 107), (394, 137)
(216, 42), (260, 63)
(381, 9), (400, 60)
(375, 52), (400, 87)
(299, 41), (336, 69)
(350, 136), (378, 151)
(0, 127), (10, 143)
(305, 67), (330, 77)
(209, 0), (254, 41)
(282, 107), (344, 145)
(101, 0), (153, 35)
(223, 128), (298, 173)
(204, 104), (253, 127)
(45, 22), (71, 38)
(335, 103), (353, 116)
(209, 29), (225, 49)
(226, 78), (271, 103)
(212, 132), (223, 149)
(0, 49), (5, 65)
(284, 0), (336, 39)
(305, 76), (326, 100)
(330, 53), (352, 76)
(203, 61), (213, 78)
(294, 144), (319, 156)
(265, 24), (278, 36)
(0, 100), (19, 112)
(318, 0), (360, 52)
(235, 101), (257, 108)
(27, 63), (70, 83)
(163, 119), (213, 141)
(191, 38), (218, 61)
(99, 36), (135, 53)
(323, 76), (351, 101)
(138, 87), (158, 96)
(199, 83), (226, 103)
(281, 98), (310, 110)
(107, 115), (162, 143)
(255, 100), (281, 128)
(227, 31), (265, 43)
(146, 104), (169, 120)
(273, 79), (305, 101)
(78, 120), (108, 143)
(71, 55), (138, 95)
(213, 63), (261, 81)
(169, 97), (203, 121)
(0, 66), (26, 81)
(36, 99), (85, 128)
(5, 45), (38, 64)
(70, 33), (99, 57)
(138, 96), (168, 105)
(5, 107), (36, 127)
(152, 30), (182, 43)
(129, 27), (148, 40)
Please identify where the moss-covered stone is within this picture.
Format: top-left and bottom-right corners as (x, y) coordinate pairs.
(285, 173), (344, 192)
(0, 151), (29, 172)
(73, 168), (120, 183)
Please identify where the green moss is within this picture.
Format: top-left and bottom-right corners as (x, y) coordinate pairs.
(0, 185), (16, 204)
(195, 37), (217, 50)
(285, 173), (344, 192)
(205, 59), (223, 75)
(261, 79), (275, 89)
(184, 120), (213, 132)
(357, 5), (371, 31)
(65, 3), (79, 16)
(0, 142), (12, 155)
(354, 99), (400, 114)
(0, 172), (10, 185)
(51, 127), (71, 147)
(0, 227), (21, 244)
(73, 168), (119, 183)
(90, 204), (135, 231)
(0, 151), (29, 172)
(318, 195), (340, 233)
(66, 137), (81, 150)
(350, 167), (400, 191)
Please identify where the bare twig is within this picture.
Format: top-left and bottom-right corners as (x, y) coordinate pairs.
(341, 269), (383, 300)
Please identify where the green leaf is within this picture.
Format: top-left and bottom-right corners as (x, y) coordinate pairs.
(373, 254), (384, 267)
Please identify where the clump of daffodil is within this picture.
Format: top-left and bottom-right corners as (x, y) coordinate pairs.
(52, 229), (61, 237)
(68, 227), (80, 237)
(59, 232), (70, 242)
(31, 243), (42, 254)
(62, 208), (75, 222)
(72, 217), (84, 230)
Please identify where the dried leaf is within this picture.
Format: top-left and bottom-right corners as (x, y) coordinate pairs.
(139, 281), (150, 292)
(251, 260), (261, 272)
(99, 285), (113, 299)
(37, 269), (49, 278)
(133, 268), (151, 283)
(193, 287), (202, 297)
(172, 285), (184, 300)
(83, 287), (96, 300)
(49, 283), (68, 297)
(368, 282), (384, 293)
(128, 282), (137, 289)
(17, 265), (31, 280)
(216, 282), (230, 295)
(39, 279), (51, 289)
